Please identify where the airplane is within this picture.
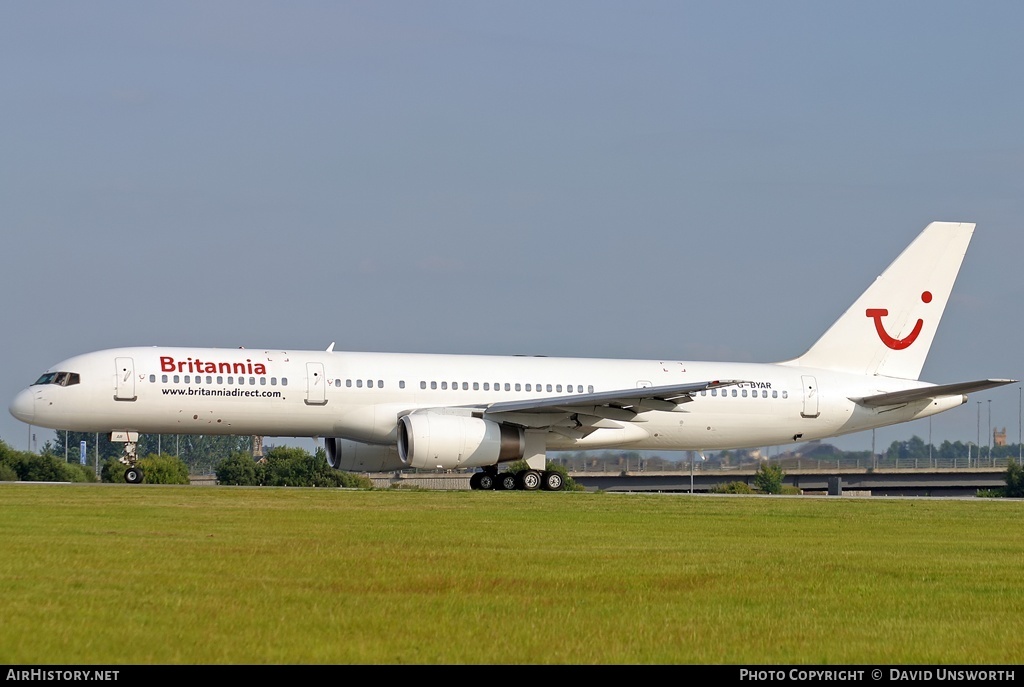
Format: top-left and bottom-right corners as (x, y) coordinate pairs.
(8, 221), (1016, 488)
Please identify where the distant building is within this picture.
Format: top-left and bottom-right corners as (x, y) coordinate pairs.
(994, 427), (1007, 447)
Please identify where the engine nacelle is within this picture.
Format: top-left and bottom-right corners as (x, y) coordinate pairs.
(324, 437), (404, 472)
(398, 413), (524, 470)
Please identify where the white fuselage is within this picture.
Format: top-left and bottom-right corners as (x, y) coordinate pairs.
(9, 346), (963, 452)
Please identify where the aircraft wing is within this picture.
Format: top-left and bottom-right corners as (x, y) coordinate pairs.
(850, 379), (1017, 407)
(479, 378), (745, 415)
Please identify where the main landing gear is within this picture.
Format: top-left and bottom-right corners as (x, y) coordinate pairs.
(469, 467), (565, 491)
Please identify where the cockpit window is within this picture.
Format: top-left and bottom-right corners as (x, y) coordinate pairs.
(33, 371), (80, 387)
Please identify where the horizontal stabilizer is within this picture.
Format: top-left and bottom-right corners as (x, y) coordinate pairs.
(851, 379), (1017, 407)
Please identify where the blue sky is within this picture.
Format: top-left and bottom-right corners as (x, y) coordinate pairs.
(3, 2), (1023, 455)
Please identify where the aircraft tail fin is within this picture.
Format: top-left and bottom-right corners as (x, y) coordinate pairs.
(786, 221), (975, 380)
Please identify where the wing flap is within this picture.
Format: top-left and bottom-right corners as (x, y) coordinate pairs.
(483, 379), (747, 416)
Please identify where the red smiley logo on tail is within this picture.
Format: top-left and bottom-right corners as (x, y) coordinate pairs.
(866, 291), (932, 350)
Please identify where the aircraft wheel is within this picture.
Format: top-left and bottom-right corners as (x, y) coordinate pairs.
(541, 471), (564, 491)
(477, 473), (495, 490)
(469, 473), (482, 490)
(125, 467), (144, 484)
(519, 470), (542, 491)
(497, 472), (518, 491)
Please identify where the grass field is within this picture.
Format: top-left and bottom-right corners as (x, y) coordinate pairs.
(1, 483), (1022, 665)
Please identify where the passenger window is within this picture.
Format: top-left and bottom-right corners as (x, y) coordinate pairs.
(504, 383), (510, 391)
(227, 376), (233, 384)
(431, 381), (437, 390)
(462, 382), (468, 390)
(162, 375), (168, 383)
(149, 375), (156, 383)
(441, 382), (448, 390)
(546, 384), (553, 392)
(556, 385), (562, 392)
(742, 389), (747, 397)
(357, 380), (363, 388)
(731, 389), (737, 397)
(515, 383), (521, 391)
(525, 384), (531, 391)
(399, 381), (405, 389)
(271, 378), (277, 386)
(216, 376), (222, 384)
(588, 385), (594, 393)
(473, 382), (479, 390)
(483, 383), (490, 390)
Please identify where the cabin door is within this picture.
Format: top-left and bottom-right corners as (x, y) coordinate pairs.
(305, 362), (327, 406)
(114, 357), (136, 401)
(800, 375), (820, 418)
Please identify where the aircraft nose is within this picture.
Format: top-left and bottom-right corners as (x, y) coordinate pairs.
(9, 388), (35, 424)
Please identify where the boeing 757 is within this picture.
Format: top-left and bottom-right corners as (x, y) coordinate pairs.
(9, 221), (1015, 488)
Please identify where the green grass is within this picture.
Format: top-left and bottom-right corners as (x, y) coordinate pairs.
(1, 484), (1022, 664)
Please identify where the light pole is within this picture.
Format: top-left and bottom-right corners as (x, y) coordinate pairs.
(988, 399), (992, 466)
(977, 401), (981, 468)
(689, 451), (694, 494)
(929, 416), (933, 468)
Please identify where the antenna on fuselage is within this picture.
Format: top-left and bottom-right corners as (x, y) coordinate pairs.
(326, 342), (335, 352)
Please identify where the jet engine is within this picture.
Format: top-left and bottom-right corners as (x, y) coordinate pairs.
(397, 413), (525, 470)
(324, 437), (404, 472)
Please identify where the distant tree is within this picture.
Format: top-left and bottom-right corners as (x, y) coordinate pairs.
(753, 462), (785, 494)
(138, 454), (190, 484)
(1003, 459), (1024, 498)
(215, 446), (371, 488)
(711, 481), (754, 494)
(5, 449), (96, 482)
(215, 452), (264, 486)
